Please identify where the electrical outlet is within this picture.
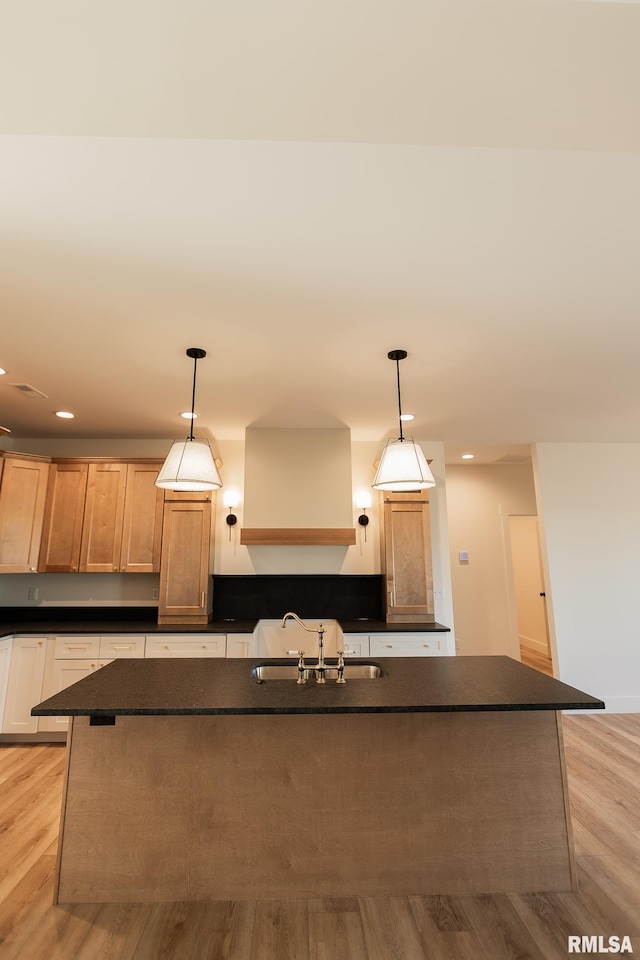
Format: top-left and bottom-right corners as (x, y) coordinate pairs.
(433, 587), (444, 600)
(152, 588), (159, 600)
(27, 586), (38, 601)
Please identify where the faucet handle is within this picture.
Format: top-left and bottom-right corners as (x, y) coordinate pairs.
(288, 650), (307, 683)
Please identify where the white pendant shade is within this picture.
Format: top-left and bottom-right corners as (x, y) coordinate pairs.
(372, 438), (436, 491)
(155, 438), (222, 491)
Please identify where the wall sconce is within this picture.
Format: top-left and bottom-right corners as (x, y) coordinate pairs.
(223, 490), (241, 539)
(355, 491), (372, 541)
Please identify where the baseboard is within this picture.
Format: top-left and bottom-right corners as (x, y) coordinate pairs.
(519, 634), (550, 656)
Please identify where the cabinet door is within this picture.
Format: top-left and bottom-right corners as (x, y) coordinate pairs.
(226, 634), (254, 658)
(0, 637), (13, 729)
(79, 463), (128, 573)
(158, 501), (211, 623)
(381, 496), (434, 620)
(0, 456), (50, 572)
(119, 463), (164, 573)
(1, 636), (47, 734)
(39, 658), (102, 733)
(39, 463), (88, 572)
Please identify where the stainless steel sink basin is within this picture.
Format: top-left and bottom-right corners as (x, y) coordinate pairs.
(251, 661), (383, 682)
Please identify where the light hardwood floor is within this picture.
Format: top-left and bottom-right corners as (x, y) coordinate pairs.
(0, 714), (639, 959)
(520, 646), (554, 676)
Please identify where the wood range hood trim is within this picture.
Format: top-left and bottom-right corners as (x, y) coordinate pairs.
(239, 528), (356, 546)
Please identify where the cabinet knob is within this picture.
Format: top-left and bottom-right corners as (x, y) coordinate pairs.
(386, 644), (393, 649)
(30, 566), (36, 572)
(163, 644), (169, 650)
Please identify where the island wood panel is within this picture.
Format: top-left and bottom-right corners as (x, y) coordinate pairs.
(55, 710), (575, 904)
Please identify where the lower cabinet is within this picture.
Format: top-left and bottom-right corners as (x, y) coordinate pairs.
(146, 635), (226, 658)
(0, 636), (13, 728)
(341, 634), (370, 658)
(369, 634), (445, 657)
(341, 632), (450, 658)
(39, 634), (146, 733)
(1, 636), (48, 735)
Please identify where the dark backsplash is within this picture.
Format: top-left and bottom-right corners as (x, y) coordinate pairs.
(211, 575), (383, 621)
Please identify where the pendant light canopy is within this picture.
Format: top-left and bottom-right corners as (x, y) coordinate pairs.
(155, 348), (222, 492)
(372, 350), (436, 492)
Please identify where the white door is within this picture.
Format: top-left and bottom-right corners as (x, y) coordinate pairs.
(508, 516), (551, 659)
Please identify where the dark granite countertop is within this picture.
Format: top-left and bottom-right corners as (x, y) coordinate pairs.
(32, 655), (604, 717)
(0, 615), (258, 638)
(0, 611), (448, 639)
(339, 620), (450, 633)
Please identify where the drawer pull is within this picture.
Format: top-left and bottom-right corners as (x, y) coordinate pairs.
(386, 644), (393, 649)
(67, 645), (89, 651)
(111, 645), (133, 651)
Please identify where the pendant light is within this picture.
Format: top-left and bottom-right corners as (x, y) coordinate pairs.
(155, 348), (223, 492)
(372, 349), (436, 491)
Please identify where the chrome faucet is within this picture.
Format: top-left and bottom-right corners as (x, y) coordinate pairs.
(281, 612), (327, 683)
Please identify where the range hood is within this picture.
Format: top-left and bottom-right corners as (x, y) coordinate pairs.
(240, 428), (355, 546)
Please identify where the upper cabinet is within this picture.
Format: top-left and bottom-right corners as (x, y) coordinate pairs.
(39, 459), (164, 573)
(0, 453), (51, 573)
(157, 493), (213, 625)
(380, 491), (434, 622)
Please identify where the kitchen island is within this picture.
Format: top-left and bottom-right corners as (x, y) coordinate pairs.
(33, 656), (604, 904)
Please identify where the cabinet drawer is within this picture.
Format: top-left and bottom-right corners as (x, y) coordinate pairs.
(99, 636), (145, 659)
(54, 636), (101, 659)
(146, 636), (226, 658)
(369, 635), (443, 657)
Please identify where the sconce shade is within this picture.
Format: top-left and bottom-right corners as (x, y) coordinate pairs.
(155, 438), (222, 491)
(372, 438), (436, 491)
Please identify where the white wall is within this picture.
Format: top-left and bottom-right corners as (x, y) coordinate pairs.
(534, 442), (640, 713)
(445, 463), (537, 656)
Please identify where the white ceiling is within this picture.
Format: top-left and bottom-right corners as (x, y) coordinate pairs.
(1, 0), (639, 465)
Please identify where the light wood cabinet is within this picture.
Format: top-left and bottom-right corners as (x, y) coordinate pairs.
(39, 462), (89, 572)
(0, 453), (50, 572)
(157, 498), (213, 625)
(380, 491), (434, 622)
(39, 459), (164, 574)
(80, 462), (128, 572)
(120, 464), (164, 573)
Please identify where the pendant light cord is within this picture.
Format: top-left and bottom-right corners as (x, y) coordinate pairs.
(395, 357), (404, 442)
(189, 355), (198, 441)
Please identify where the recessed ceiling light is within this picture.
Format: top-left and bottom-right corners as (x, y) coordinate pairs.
(399, 413), (414, 421)
(0, 368), (6, 376)
(180, 412), (198, 420)
(55, 411), (75, 419)
(461, 453), (474, 459)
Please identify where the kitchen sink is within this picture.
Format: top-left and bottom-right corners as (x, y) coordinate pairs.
(250, 661), (383, 682)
